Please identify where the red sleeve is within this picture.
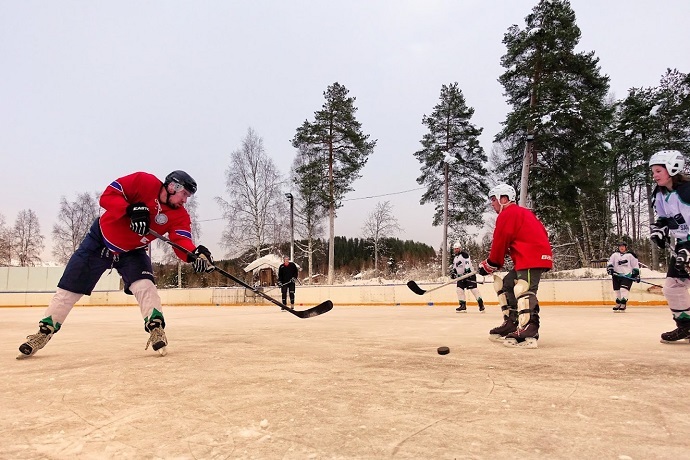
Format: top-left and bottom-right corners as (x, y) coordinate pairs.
(487, 208), (515, 267)
(99, 172), (151, 215)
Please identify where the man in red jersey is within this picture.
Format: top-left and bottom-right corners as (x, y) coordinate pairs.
(17, 170), (214, 359)
(477, 183), (553, 349)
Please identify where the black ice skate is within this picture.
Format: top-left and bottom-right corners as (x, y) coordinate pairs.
(503, 323), (539, 349)
(17, 324), (55, 359)
(489, 318), (517, 342)
(478, 298), (485, 313)
(455, 301), (467, 313)
(660, 325), (690, 344)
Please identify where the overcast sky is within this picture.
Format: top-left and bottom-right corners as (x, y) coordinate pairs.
(1, 0), (688, 262)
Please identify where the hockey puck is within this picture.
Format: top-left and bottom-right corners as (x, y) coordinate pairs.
(437, 346), (450, 355)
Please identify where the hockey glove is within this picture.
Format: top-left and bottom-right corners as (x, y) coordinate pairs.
(190, 245), (215, 273)
(477, 259), (499, 277)
(631, 268), (640, 282)
(449, 268), (457, 279)
(650, 221), (669, 249)
(464, 267), (472, 274)
(606, 265), (614, 276)
(675, 248), (690, 272)
(126, 203), (150, 236)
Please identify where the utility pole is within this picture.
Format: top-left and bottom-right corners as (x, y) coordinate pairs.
(285, 193), (294, 261)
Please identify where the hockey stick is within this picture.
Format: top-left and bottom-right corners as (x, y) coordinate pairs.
(613, 273), (663, 289)
(407, 271), (478, 295)
(149, 230), (333, 318)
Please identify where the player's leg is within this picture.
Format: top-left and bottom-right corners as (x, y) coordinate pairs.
(489, 271), (518, 340)
(17, 222), (108, 359)
(469, 287), (484, 312)
(455, 282), (467, 312)
(280, 284), (289, 310)
(288, 283), (296, 309)
(119, 249), (167, 355)
(660, 277), (690, 343)
(504, 268), (545, 349)
(617, 278), (633, 312)
(612, 277), (621, 311)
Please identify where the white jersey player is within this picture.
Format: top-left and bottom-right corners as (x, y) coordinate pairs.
(606, 242), (640, 312)
(649, 150), (690, 343)
(450, 242), (484, 313)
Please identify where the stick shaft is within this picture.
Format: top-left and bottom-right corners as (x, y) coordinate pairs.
(148, 230), (324, 317)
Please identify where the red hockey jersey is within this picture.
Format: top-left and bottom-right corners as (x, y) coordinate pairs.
(98, 171), (196, 261)
(487, 203), (553, 271)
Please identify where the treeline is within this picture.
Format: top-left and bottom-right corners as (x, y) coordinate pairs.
(153, 236), (437, 288)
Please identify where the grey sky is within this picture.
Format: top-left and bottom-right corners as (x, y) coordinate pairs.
(2, 0), (688, 262)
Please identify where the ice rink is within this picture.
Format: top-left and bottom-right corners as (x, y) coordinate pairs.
(1, 304), (689, 459)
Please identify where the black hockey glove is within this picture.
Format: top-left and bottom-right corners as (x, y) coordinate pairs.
(126, 203), (150, 236)
(190, 245), (215, 273)
(650, 219), (669, 249)
(477, 259), (500, 277)
(449, 268), (457, 279)
(606, 265), (614, 276)
(675, 248), (690, 272)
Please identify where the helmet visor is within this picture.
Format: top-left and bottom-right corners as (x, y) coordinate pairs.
(172, 182), (194, 198)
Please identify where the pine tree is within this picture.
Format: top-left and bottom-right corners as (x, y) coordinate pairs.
(414, 82), (488, 272)
(291, 82), (376, 284)
(496, 0), (613, 266)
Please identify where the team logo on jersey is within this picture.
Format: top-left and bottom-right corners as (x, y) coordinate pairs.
(155, 213), (168, 225)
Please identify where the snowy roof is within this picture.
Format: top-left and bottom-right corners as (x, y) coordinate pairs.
(243, 254), (283, 273)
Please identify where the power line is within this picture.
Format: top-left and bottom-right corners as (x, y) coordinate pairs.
(197, 187), (425, 222)
(341, 187), (425, 202)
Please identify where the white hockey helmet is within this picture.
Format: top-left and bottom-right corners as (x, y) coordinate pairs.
(453, 241), (461, 249)
(649, 150), (685, 176)
(488, 183), (516, 202)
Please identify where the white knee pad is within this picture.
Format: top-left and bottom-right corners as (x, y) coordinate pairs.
(44, 288), (83, 325)
(514, 279), (536, 328)
(493, 275), (508, 305)
(663, 277), (690, 311)
(456, 287), (466, 302)
(129, 279), (162, 320)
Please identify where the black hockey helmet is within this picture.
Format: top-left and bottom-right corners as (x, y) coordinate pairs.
(164, 170), (197, 195)
(617, 241), (628, 248)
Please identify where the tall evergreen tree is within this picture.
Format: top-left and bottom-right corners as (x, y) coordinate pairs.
(292, 82), (376, 284)
(289, 148), (327, 284)
(414, 82), (488, 272)
(495, 0), (613, 266)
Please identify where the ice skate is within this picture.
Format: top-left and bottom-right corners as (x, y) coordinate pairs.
(489, 318), (517, 342)
(478, 298), (485, 313)
(455, 301), (467, 313)
(17, 324), (55, 359)
(612, 303), (621, 312)
(503, 323), (539, 349)
(145, 319), (168, 356)
(660, 324), (690, 344)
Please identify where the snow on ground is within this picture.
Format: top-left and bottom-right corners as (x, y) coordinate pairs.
(343, 267), (668, 286)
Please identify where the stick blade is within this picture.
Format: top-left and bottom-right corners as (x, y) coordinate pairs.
(291, 300), (333, 318)
(406, 280), (426, 295)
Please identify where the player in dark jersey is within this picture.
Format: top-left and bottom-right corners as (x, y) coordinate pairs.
(17, 170), (214, 358)
(278, 256), (300, 309)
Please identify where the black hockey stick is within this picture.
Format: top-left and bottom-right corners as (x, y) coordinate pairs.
(407, 271), (478, 295)
(613, 272), (663, 289)
(149, 230), (333, 318)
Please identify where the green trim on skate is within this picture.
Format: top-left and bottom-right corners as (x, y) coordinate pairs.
(677, 311), (690, 320)
(39, 316), (61, 332)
